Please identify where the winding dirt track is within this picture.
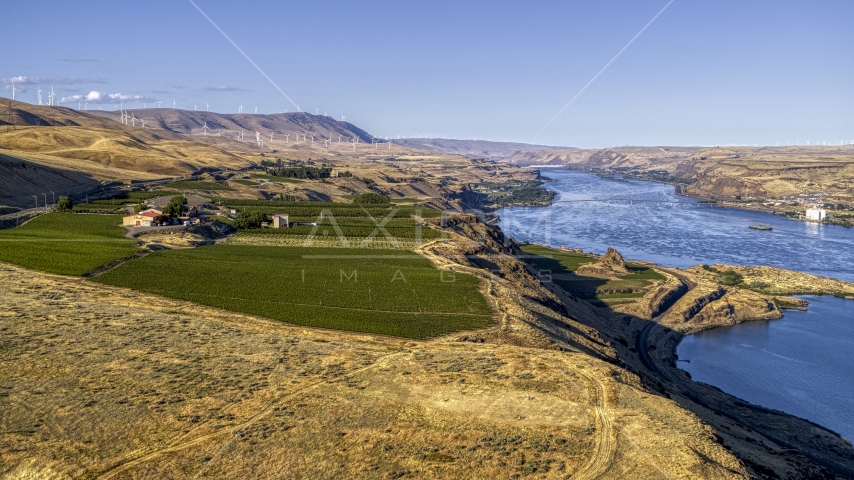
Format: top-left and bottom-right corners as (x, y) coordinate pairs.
(567, 364), (616, 480)
(96, 352), (404, 479)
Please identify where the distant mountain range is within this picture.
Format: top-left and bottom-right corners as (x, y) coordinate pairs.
(390, 138), (572, 160)
(87, 109), (375, 144)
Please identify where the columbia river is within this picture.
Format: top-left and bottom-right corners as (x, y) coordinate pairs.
(496, 168), (854, 440)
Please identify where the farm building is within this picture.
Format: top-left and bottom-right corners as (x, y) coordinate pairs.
(272, 214), (290, 228)
(805, 207), (826, 222)
(123, 212), (162, 227)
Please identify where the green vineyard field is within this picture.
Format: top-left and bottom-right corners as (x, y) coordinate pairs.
(0, 214), (138, 276)
(93, 245), (493, 338)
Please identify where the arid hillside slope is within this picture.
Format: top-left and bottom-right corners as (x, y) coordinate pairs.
(88, 109), (375, 144)
(0, 221), (750, 479)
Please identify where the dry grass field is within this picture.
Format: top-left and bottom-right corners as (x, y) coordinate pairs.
(0, 255), (746, 479)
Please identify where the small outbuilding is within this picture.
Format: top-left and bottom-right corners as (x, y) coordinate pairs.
(272, 214), (290, 228)
(123, 212), (162, 227)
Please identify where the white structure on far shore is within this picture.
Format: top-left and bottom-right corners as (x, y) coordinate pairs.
(805, 207), (827, 222)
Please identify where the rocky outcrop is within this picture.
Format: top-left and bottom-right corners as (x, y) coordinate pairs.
(576, 248), (630, 277)
(618, 272), (688, 319)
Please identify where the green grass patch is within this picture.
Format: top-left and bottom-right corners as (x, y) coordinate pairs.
(390, 198), (424, 203)
(164, 181), (235, 191)
(92, 245), (493, 338)
(519, 244), (596, 272)
(622, 264), (665, 281)
(0, 213), (138, 275)
(520, 244), (662, 300)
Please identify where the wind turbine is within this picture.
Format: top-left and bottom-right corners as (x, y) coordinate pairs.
(297, 106), (300, 112)
(194, 105), (197, 111)
(37, 87), (42, 105)
(269, 133), (273, 142)
(48, 86), (55, 106)
(341, 115), (345, 122)
(254, 106), (257, 114)
(158, 101), (161, 108)
(131, 112), (136, 126)
(239, 105), (243, 113)
(173, 99), (176, 109)
(315, 108), (319, 115)
(141, 119), (146, 128)
(284, 134), (289, 143)
(202, 121), (209, 135)
(10, 82), (15, 101)
(254, 131), (262, 146)
(206, 103), (209, 111)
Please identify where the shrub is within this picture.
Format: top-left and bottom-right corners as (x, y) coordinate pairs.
(56, 196), (73, 212)
(748, 280), (770, 290)
(719, 270), (744, 286)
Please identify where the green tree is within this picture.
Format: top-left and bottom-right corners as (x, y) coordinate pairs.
(232, 210), (268, 229)
(56, 196), (73, 212)
(133, 204), (145, 214)
(163, 195), (187, 217)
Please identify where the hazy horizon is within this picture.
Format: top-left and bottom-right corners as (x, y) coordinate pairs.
(2, 0), (852, 148)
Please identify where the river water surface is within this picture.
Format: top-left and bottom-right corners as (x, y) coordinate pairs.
(496, 169), (854, 440)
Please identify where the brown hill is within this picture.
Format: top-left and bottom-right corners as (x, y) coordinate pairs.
(87, 109), (375, 144)
(0, 126), (252, 176)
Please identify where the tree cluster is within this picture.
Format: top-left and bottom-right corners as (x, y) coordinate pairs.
(265, 166), (333, 179)
(163, 196), (187, 217)
(232, 210), (269, 229)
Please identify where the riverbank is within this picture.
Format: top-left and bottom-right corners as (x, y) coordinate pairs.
(510, 240), (854, 477)
(592, 168), (853, 227)
(677, 295), (854, 442)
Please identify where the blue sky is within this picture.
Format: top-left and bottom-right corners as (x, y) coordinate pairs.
(2, 1), (852, 148)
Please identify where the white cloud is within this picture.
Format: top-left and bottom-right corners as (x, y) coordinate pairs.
(205, 86), (249, 92)
(2, 76), (107, 86)
(59, 91), (157, 105)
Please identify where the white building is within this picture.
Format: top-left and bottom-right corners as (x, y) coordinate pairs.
(805, 207), (826, 222)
